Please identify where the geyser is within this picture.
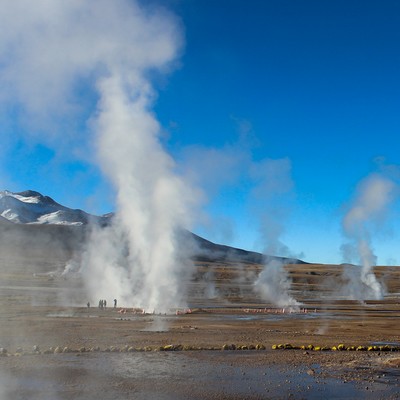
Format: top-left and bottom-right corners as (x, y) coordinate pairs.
(0, 0), (198, 313)
(251, 158), (300, 308)
(82, 69), (198, 312)
(80, 5), (199, 312)
(341, 172), (396, 300)
(254, 258), (299, 308)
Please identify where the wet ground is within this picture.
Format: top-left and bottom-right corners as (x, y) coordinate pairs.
(1, 258), (400, 399)
(2, 351), (400, 400)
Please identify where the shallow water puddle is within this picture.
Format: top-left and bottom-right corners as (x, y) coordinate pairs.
(2, 352), (398, 400)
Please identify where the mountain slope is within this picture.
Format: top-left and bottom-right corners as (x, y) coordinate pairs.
(0, 190), (109, 226)
(0, 215), (86, 262)
(189, 232), (305, 264)
(0, 189), (305, 264)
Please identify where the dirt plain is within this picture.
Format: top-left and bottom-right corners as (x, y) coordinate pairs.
(1, 255), (400, 399)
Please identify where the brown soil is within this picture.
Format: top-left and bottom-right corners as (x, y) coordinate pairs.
(1, 258), (400, 399)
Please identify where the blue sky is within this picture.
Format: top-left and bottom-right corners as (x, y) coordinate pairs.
(1, 0), (400, 265)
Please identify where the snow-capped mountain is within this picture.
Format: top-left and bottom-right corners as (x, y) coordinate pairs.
(0, 189), (305, 264)
(0, 190), (109, 226)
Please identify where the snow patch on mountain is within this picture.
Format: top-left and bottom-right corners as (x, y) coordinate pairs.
(13, 193), (41, 204)
(0, 190), (109, 226)
(35, 211), (83, 226)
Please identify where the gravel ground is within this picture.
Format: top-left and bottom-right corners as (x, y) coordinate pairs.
(1, 260), (400, 399)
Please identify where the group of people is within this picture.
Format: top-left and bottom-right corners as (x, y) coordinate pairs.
(86, 299), (118, 309)
(98, 299), (107, 309)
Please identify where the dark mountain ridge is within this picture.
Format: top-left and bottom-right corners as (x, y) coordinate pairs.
(0, 190), (306, 265)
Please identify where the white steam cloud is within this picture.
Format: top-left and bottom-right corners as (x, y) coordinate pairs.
(341, 173), (396, 300)
(0, 1), (198, 312)
(180, 142), (300, 307)
(251, 158), (300, 307)
(84, 73), (197, 311)
(255, 259), (298, 308)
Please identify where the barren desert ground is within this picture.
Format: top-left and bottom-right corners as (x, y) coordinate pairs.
(1, 255), (400, 399)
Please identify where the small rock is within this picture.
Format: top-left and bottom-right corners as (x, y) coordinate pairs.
(307, 369), (315, 376)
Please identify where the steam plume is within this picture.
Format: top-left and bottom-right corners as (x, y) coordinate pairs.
(251, 158), (300, 307)
(0, 1), (198, 312)
(341, 173), (396, 300)
(83, 73), (197, 311)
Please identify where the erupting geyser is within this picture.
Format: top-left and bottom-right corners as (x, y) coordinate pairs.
(79, 6), (199, 312)
(341, 172), (396, 300)
(254, 259), (299, 308)
(0, 0), (199, 313)
(252, 158), (300, 308)
(83, 72), (198, 311)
